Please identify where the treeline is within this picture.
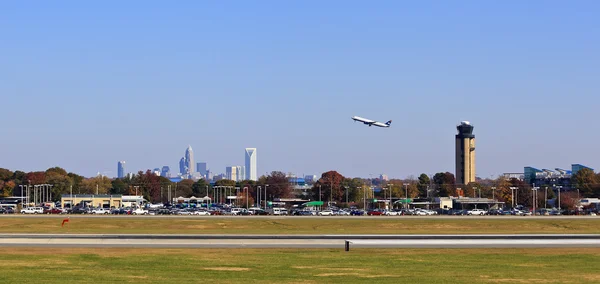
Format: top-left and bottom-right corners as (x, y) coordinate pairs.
(1, 166), (598, 210)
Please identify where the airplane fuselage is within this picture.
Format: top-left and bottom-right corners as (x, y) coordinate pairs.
(351, 116), (391, 128)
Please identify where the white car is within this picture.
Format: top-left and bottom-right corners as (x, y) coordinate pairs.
(467, 209), (487, 216)
(337, 210), (350, 216)
(132, 208), (149, 215)
(92, 208), (109, 215)
(192, 210), (211, 216)
(318, 210), (335, 216)
(384, 210), (399, 216)
(21, 207), (44, 214)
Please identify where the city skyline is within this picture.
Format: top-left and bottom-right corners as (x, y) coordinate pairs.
(2, 2), (599, 178)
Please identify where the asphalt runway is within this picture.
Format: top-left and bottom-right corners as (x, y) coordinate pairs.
(1, 234), (599, 248)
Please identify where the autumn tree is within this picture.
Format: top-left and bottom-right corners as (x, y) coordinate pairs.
(310, 171), (345, 204)
(81, 176), (112, 195)
(263, 171), (293, 199)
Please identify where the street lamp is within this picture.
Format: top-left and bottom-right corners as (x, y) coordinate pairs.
(243, 187), (248, 209)
(555, 185), (563, 211)
(264, 185), (269, 211)
(491, 187), (496, 200)
(531, 187), (540, 215)
(509, 187), (517, 208)
(403, 183), (409, 209)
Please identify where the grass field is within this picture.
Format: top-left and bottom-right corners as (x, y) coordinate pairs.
(0, 217), (599, 234)
(0, 248), (598, 283)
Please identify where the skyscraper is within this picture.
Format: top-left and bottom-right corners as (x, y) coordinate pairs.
(117, 161), (125, 178)
(245, 148), (257, 181)
(235, 166), (243, 181)
(161, 166), (171, 177)
(185, 145), (195, 174)
(455, 121), (476, 185)
(179, 157), (187, 176)
(226, 166), (238, 181)
(197, 162), (207, 177)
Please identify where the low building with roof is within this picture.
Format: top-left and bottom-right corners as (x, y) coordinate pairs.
(61, 194), (122, 208)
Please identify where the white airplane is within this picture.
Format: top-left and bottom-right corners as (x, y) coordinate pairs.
(351, 116), (392, 128)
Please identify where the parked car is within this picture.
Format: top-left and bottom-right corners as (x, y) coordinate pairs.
(383, 210), (399, 216)
(92, 208), (109, 215)
(43, 208), (64, 214)
(336, 210), (350, 216)
(350, 209), (366, 216)
(318, 210), (335, 216)
(21, 207), (44, 214)
(131, 208), (148, 215)
(467, 209), (487, 216)
(367, 210), (385, 216)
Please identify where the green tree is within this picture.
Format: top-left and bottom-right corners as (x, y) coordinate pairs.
(433, 172), (456, 197)
(417, 173), (430, 197)
(111, 179), (129, 195)
(571, 168), (598, 197)
(192, 179), (210, 196)
(176, 179), (194, 198)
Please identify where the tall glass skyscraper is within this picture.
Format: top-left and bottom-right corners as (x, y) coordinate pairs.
(245, 148), (257, 181)
(185, 145), (195, 174)
(117, 161), (125, 178)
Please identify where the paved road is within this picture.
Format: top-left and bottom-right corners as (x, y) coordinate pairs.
(1, 234), (599, 248)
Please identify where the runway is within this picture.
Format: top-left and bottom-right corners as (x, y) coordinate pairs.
(1, 234), (599, 248)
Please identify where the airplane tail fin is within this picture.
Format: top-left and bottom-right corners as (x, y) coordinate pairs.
(385, 120), (392, 126)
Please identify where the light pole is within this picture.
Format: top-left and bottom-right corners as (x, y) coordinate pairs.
(244, 187), (248, 208)
(544, 187), (548, 209)
(556, 185), (563, 211)
(509, 187), (517, 208)
(257, 186), (261, 208)
(491, 187), (496, 201)
(264, 185), (269, 211)
(532, 187), (539, 214)
(403, 183), (409, 209)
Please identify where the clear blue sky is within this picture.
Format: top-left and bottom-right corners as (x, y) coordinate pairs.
(1, 1), (599, 179)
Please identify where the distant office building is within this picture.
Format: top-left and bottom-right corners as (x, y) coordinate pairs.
(117, 161), (126, 178)
(213, 173), (225, 182)
(185, 145), (195, 174)
(304, 175), (318, 184)
(197, 162), (207, 176)
(161, 166), (171, 178)
(153, 168), (161, 176)
(245, 148), (257, 181)
(380, 174), (389, 181)
(455, 121), (476, 185)
(524, 164), (594, 189)
(502, 173), (524, 181)
(235, 166), (243, 181)
(238, 166), (245, 181)
(226, 166), (239, 181)
(179, 157), (187, 176)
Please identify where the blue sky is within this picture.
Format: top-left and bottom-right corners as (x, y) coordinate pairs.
(1, 1), (599, 179)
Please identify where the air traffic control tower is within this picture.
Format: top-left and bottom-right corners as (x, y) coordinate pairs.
(455, 121), (476, 185)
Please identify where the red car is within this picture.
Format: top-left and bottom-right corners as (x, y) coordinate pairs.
(43, 208), (64, 214)
(367, 210), (384, 216)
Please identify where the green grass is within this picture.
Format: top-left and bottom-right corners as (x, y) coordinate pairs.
(0, 217), (599, 234)
(0, 248), (598, 283)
